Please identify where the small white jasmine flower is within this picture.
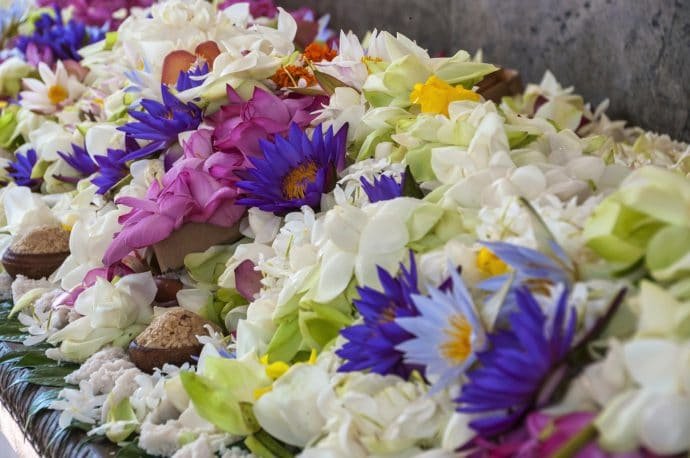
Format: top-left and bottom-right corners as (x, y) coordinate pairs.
(52, 380), (107, 429)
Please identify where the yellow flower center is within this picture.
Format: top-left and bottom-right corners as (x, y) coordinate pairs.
(439, 314), (473, 364)
(282, 161), (318, 200)
(475, 247), (509, 277)
(253, 349), (319, 400)
(47, 84), (69, 105)
(409, 75), (480, 116)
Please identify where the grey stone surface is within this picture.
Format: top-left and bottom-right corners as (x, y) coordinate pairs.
(278, 0), (690, 141)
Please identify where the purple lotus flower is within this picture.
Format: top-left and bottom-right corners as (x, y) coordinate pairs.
(6, 149), (42, 191)
(15, 6), (105, 65)
(118, 85), (203, 162)
(91, 145), (131, 195)
(361, 174), (404, 203)
(37, 0), (154, 30)
(55, 143), (98, 183)
(218, 0), (277, 18)
(211, 85), (323, 157)
(455, 286), (576, 438)
(236, 123), (347, 216)
(337, 252), (421, 378)
(176, 63), (209, 92)
(102, 147), (247, 265)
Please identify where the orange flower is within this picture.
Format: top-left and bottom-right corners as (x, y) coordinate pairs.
(271, 65), (317, 88)
(303, 42), (338, 62)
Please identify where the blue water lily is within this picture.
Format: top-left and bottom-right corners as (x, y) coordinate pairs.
(337, 252), (421, 378)
(455, 285), (576, 437)
(237, 123), (347, 216)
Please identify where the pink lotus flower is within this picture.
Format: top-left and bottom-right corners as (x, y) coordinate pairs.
(37, 0), (155, 29)
(471, 412), (662, 458)
(102, 134), (247, 265)
(218, 0), (278, 18)
(211, 85), (324, 157)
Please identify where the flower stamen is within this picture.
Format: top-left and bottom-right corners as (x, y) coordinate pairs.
(47, 84), (68, 105)
(476, 247), (509, 277)
(282, 161), (318, 199)
(440, 314), (473, 364)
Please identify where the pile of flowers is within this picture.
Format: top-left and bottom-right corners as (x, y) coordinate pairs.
(1, 0), (689, 457)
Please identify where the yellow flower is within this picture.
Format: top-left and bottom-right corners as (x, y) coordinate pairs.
(475, 247), (509, 277)
(409, 75), (481, 116)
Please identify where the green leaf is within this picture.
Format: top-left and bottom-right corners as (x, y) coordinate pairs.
(313, 70), (351, 96)
(0, 334), (26, 343)
(10, 366), (75, 388)
(245, 430), (294, 458)
(115, 442), (157, 458)
(26, 389), (60, 426)
(15, 352), (68, 368)
(284, 87), (327, 96)
(0, 348), (43, 364)
(265, 317), (301, 363)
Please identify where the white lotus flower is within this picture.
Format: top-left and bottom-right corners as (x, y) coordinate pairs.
(1, 185), (59, 236)
(310, 193), (423, 303)
(315, 31), (369, 89)
(312, 87), (368, 141)
(595, 339), (690, 455)
(26, 120), (77, 162)
(302, 370), (454, 457)
(52, 207), (124, 290)
(20, 61), (85, 114)
(47, 272), (157, 362)
(254, 364), (333, 447)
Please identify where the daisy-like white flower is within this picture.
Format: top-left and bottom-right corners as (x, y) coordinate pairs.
(396, 266), (486, 391)
(20, 61), (85, 114)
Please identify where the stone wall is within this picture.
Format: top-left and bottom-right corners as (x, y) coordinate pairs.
(278, 0), (690, 141)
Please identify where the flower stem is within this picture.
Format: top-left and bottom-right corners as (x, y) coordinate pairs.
(551, 422), (597, 458)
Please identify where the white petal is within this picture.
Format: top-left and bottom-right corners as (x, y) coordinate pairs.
(314, 250), (355, 303)
(596, 390), (650, 452)
(639, 394), (690, 455)
(623, 339), (680, 391)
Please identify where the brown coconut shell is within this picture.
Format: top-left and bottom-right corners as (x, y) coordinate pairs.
(1, 249), (69, 280)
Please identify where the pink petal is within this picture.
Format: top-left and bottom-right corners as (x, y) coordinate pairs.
(103, 213), (175, 265)
(235, 259), (262, 301)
